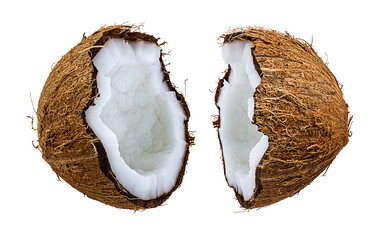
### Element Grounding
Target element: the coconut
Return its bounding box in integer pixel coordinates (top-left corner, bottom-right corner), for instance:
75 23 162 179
214 27 351 209
37 25 191 209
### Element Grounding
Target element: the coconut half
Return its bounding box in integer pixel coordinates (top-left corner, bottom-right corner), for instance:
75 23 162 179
37 25 191 209
215 27 351 208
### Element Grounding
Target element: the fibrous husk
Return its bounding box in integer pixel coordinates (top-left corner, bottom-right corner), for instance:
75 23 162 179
215 27 351 208
37 25 191 209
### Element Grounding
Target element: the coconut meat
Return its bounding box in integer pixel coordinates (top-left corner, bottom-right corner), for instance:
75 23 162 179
85 39 187 200
218 41 269 201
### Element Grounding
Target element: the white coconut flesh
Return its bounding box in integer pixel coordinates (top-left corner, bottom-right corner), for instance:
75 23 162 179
218 41 269 201
85 39 187 200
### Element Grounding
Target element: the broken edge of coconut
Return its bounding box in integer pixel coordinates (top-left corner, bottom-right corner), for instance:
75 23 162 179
215 26 351 209
37 25 191 209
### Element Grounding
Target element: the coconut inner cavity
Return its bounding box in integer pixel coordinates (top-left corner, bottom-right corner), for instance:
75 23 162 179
218 41 269 201
85 39 186 200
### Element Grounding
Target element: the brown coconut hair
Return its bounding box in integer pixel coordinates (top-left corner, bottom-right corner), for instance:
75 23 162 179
215 27 351 208
37 25 191 209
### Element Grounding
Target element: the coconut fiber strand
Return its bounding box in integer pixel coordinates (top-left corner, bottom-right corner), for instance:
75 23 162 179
37 25 191 209
215 27 351 208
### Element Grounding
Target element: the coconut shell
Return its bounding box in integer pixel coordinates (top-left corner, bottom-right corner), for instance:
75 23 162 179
37 25 191 209
215 27 351 208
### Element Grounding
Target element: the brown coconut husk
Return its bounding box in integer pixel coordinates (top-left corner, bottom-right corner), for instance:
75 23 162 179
215 27 351 208
37 25 191 209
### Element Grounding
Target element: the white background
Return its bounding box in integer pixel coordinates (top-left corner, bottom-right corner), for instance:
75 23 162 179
1 0 382 239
